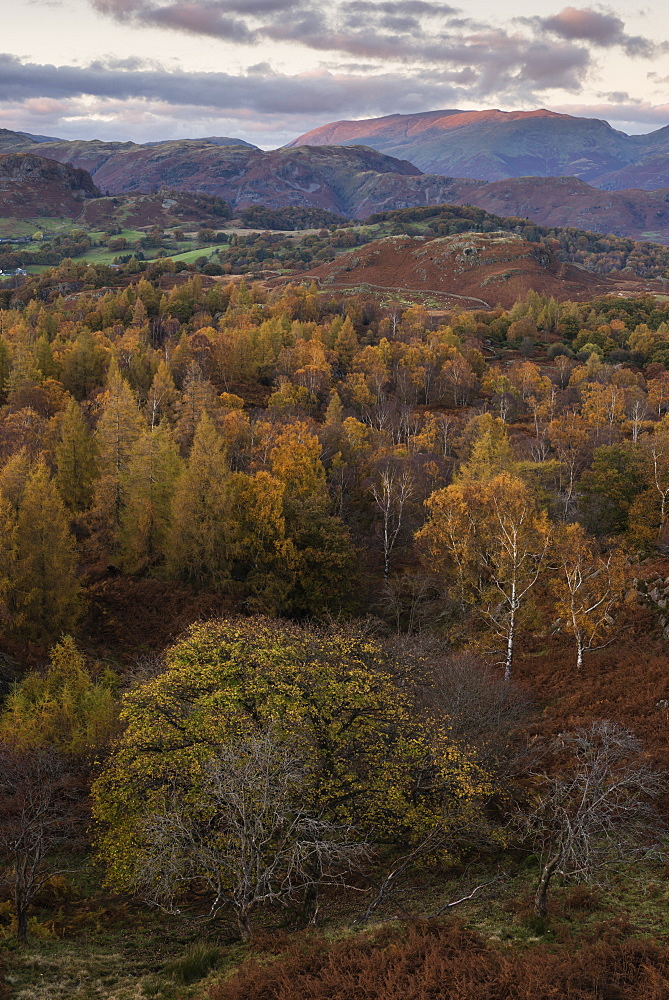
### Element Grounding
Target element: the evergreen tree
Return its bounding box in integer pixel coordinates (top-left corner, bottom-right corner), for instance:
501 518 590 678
13 459 81 641
56 399 98 511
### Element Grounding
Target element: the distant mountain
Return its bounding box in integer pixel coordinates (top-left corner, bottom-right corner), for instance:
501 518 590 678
144 136 259 149
0 153 99 219
3 127 669 243
0 135 431 215
442 176 669 242
287 109 669 190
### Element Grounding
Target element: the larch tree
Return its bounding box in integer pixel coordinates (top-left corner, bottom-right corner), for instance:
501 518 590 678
55 398 98 511
94 360 145 542
13 459 81 641
167 413 231 590
0 448 32 512
120 423 183 574
270 421 358 616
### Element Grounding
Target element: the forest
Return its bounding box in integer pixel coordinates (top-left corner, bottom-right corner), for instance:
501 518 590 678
3 258 669 998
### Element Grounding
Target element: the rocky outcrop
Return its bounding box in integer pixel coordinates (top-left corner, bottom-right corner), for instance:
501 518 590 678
0 153 99 218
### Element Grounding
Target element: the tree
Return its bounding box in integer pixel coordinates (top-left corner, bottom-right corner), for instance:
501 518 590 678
579 442 646 537
368 461 415 584
135 731 366 939
551 525 627 670
418 473 550 680
517 722 665 919
13 459 81 641
0 744 80 943
167 413 231 589
55 398 97 511
174 362 217 451
0 636 118 756
94 360 145 540
270 421 358 616
145 360 177 429
334 316 359 371
221 470 295 613
547 412 591 517
93 618 490 914
120 423 183 573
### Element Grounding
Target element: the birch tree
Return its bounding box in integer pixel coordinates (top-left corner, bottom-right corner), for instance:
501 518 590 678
551 525 627 670
368 461 415 584
418 473 550 680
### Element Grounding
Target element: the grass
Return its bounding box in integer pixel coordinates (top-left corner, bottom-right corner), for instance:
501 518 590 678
4 849 669 1000
163 944 222 985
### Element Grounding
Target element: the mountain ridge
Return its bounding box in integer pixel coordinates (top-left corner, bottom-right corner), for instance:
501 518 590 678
287 108 669 189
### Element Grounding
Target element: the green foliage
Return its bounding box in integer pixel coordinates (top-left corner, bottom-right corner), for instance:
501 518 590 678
0 636 118 754
579 443 647 536
12 458 82 640
92 617 490 890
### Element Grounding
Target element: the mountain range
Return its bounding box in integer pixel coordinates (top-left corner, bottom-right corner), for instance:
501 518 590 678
288 109 669 190
2 108 669 242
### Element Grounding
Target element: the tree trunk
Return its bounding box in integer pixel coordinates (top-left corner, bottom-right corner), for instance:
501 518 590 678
236 907 253 942
534 858 558 919
504 594 516 682
16 903 28 944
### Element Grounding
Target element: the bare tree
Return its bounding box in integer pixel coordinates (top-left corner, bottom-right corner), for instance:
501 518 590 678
0 744 80 943
136 731 367 940
516 721 665 919
422 652 531 777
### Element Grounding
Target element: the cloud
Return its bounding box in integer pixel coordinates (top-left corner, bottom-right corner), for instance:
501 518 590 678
537 6 661 58
554 99 669 128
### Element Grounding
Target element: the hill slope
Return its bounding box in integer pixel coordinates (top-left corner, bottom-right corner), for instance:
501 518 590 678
287 109 669 189
290 232 657 308
0 153 99 218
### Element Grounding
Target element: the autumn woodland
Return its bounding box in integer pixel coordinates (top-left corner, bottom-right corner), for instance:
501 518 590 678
3 255 669 997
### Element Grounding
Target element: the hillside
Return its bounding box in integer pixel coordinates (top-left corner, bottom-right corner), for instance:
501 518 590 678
446 176 669 242
289 231 657 307
4 128 669 242
287 109 669 189
0 136 439 214
0 153 99 219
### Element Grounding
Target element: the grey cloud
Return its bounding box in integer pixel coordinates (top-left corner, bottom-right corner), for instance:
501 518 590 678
0 53 464 113
538 6 660 58
144 2 256 40
0 42 590 122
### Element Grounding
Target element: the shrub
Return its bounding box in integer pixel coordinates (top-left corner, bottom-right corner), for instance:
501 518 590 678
208 922 669 1000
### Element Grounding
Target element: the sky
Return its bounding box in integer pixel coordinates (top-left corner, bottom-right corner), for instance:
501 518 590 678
1 0 668 147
